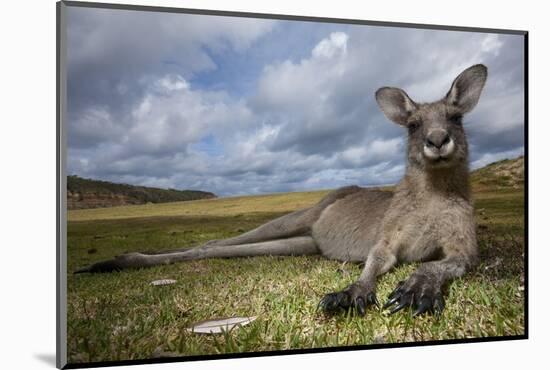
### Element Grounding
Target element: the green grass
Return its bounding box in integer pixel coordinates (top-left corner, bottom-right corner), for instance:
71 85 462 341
67 187 525 364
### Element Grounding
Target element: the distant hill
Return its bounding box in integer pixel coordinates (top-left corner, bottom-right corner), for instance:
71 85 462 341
67 175 216 210
471 156 524 191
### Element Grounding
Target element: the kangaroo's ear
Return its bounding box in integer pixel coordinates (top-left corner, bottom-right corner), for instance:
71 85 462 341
446 64 488 114
375 87 418 126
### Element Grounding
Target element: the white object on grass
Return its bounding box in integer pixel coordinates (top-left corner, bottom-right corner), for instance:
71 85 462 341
150 279 177 286
187 316 258 334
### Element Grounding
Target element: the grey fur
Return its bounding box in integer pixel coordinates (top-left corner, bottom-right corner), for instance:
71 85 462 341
77 64 488 317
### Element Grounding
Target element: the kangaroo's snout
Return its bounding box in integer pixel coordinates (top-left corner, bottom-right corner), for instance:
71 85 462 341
425 129 450 149
423 128 455 161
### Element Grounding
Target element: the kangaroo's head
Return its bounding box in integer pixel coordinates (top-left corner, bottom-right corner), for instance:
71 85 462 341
375 64 487 171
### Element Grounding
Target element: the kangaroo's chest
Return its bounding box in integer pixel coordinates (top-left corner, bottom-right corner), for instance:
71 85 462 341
384 196 457 263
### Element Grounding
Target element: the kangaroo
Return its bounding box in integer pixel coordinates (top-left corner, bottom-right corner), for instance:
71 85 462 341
76 64 488 317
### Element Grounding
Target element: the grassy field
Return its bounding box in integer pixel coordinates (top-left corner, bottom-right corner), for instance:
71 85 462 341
67 186 525 364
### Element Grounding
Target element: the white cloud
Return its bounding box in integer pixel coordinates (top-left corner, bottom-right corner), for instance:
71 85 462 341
68 8 275 77
70 74 255 178
481 34 504 56
69 107 124 148
404 34 507 102
468 88 524 132
155 75 189 92
339 138 403 167
255 31 350 111
312 32 348 58
124 75 254 157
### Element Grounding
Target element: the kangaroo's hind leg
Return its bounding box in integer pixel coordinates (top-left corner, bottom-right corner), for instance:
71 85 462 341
74 205 319 274
75 236 318 273
202 185 363 247
75 186 361 273
74 209 319 273
201 208 315 248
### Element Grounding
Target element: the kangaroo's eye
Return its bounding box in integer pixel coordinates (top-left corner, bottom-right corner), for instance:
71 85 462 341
448 114 463 124
408 120 421 131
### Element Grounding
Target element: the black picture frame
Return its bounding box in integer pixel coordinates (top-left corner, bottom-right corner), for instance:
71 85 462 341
57 1 528 368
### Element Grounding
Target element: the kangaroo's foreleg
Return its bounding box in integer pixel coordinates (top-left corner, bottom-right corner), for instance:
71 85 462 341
382 254 477 316
75 236 318 273
383 218 478 316
318 244 397 316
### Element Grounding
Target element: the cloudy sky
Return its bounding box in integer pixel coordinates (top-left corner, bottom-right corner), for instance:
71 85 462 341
66 7 525 196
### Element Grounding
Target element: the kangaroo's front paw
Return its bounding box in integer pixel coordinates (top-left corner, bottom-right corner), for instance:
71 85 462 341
383 275 445 316
318 283 379 316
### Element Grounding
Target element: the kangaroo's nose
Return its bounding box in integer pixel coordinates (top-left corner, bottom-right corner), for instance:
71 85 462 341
425 130 450 149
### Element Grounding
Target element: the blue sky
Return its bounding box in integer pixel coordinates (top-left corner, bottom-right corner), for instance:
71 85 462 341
66 7 525 196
